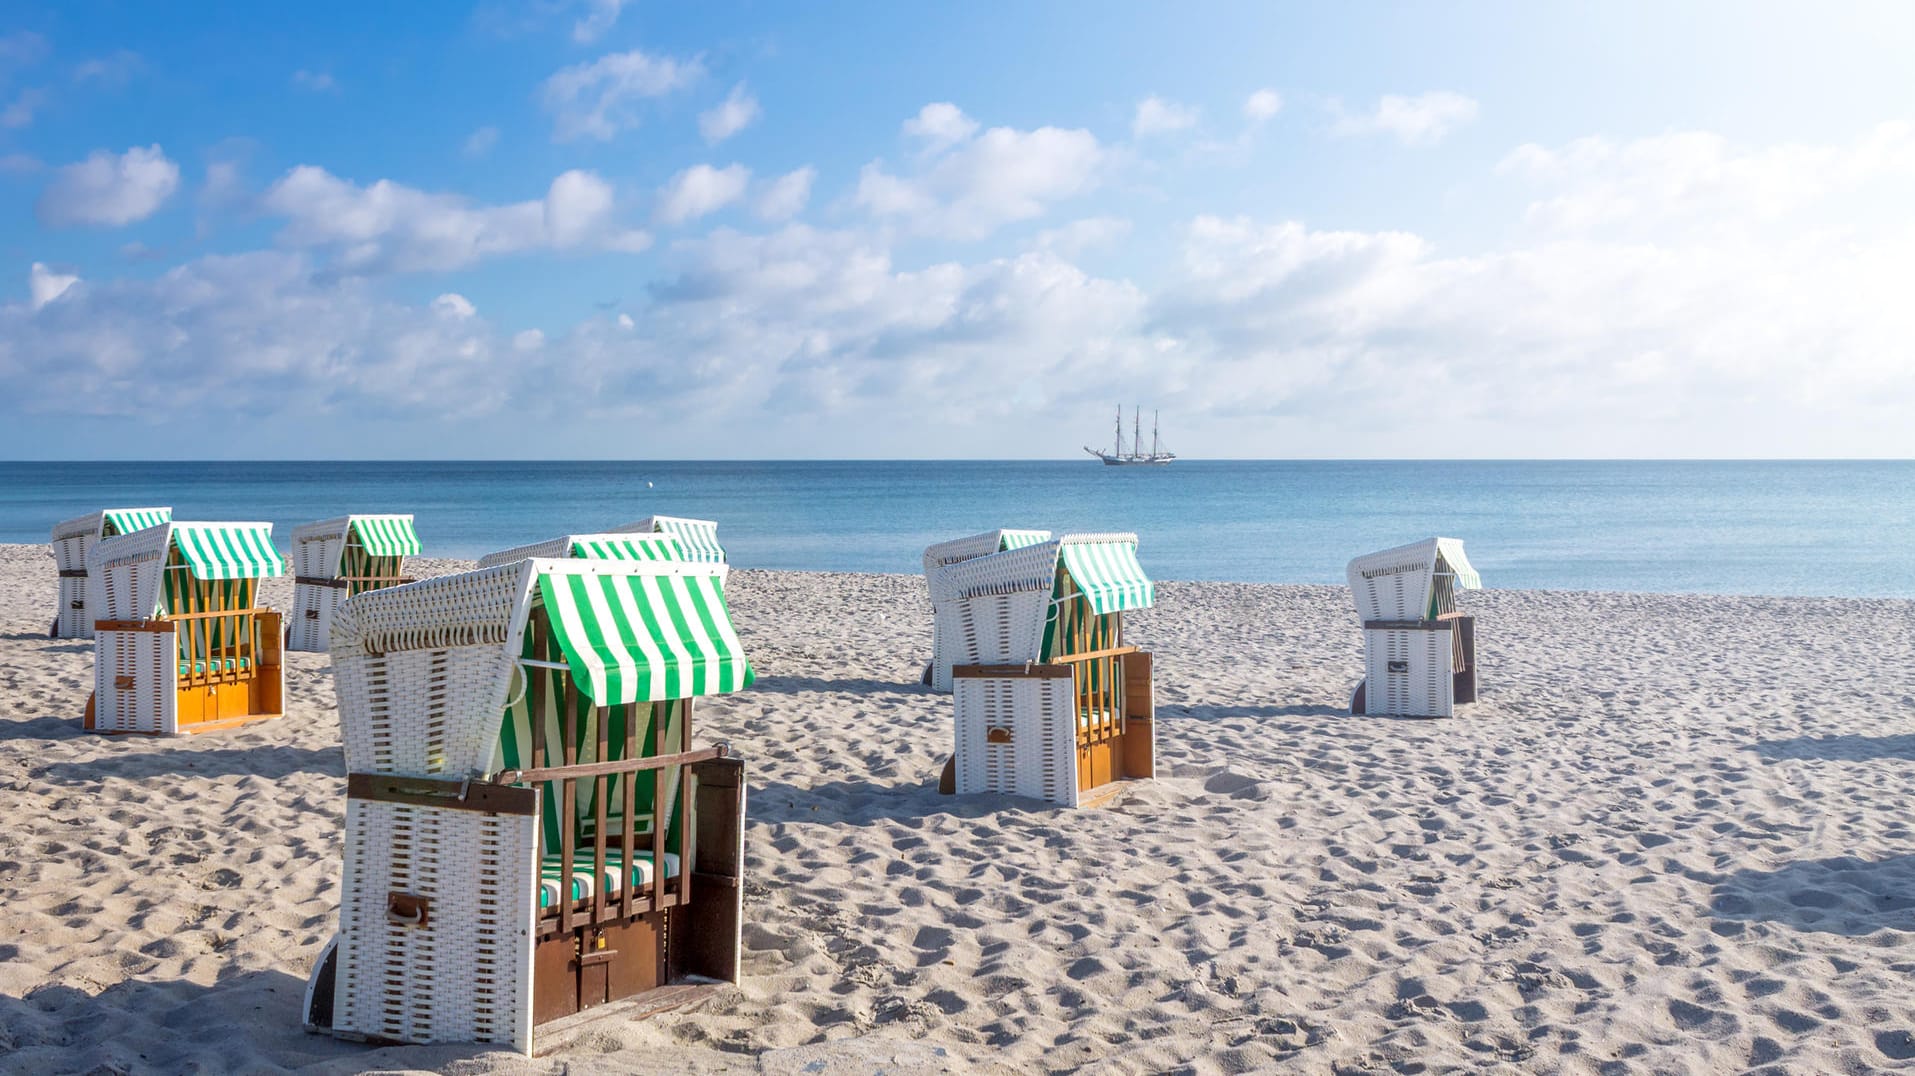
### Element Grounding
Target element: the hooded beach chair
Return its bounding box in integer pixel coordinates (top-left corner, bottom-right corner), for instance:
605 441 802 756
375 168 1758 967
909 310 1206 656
942 533 1157 807
47 507 172 639
288 515 422 652
1347 537 1482 718
921 529 1052 692
620 515 726 565
477 530 686 570
302 556 753 1055
83 521 286 735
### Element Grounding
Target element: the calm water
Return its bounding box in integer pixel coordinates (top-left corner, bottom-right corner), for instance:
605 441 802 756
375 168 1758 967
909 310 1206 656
1 461 1909 597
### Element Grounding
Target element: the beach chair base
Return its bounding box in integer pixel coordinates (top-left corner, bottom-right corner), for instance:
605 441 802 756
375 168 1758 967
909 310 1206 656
86 612 285 736
952 654 1155 808
1353 615 1477 718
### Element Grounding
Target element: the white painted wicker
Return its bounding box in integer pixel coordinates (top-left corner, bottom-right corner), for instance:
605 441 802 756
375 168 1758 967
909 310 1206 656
49 509 170 639
1361 627 1457 718
317 556 741 1055
93 625 177 734
921 529 1054 693
1347 538 1480 719
289 515 419 653
954 673 1079 807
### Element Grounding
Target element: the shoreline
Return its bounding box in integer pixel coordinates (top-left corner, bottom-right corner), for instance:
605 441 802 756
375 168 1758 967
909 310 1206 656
2 544 1912 1072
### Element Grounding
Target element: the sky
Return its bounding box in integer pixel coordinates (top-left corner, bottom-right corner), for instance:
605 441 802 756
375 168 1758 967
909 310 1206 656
2 1 1914 460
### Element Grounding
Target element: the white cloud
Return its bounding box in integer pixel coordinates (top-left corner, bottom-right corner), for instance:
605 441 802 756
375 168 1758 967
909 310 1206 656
292 69 337 93
0 152 40 174
754 166 814 221
260 165 647 271
857 105 1106 239
1243 89 1282 123
1035 216 1131 256
902 102 977 154
699 83 760 144
1332 91 1478 146
431 292 477 319
74 50 143 87
1132 95 1198 138
0 30 48 71
656 163 749 225
463 125 500 158
3 88 45 129
571 0 627 43
38 145 181 227
10 123 1915 457
541 48 702 142
29 263 78 309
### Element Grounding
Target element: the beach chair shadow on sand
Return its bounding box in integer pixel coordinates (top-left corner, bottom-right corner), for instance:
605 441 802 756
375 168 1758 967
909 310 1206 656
1750 733 1915 761
1710 854 1915 936
303 555 754 1056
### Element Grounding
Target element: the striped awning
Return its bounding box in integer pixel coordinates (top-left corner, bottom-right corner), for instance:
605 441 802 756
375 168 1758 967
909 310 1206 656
536 569 753 704
349 516 421 557
104 508 171 536
999 529 1051 551
1058 540 1154 614
172 523 286 581
572 535 685 561
649 518 725 564
1435 538 1482 590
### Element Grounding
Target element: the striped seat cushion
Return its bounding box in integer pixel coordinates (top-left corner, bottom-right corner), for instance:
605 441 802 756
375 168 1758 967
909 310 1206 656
177 657 252 676
537 849 680 910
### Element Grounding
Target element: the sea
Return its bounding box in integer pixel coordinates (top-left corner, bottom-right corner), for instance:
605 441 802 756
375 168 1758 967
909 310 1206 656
2 460 1910 598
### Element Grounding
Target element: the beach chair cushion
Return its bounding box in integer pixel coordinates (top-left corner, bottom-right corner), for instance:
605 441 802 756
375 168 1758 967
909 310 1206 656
537 849 680 909
177 657 252 676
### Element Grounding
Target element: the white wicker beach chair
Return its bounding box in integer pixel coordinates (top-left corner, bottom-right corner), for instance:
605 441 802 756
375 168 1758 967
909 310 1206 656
303 556 753 1055
47 508 171 639
921 529 1052 692
943 534 1156 808
288 515 422 652
83 521 286 736
618 515 726 565
476 530 686 570
1346 538 1482 719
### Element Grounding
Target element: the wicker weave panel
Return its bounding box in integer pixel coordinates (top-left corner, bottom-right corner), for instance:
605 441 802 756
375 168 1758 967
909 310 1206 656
332 799 537 1053
336 644 515 777
950 591 1050 667
954 674 1079 807
94 627 176 735
1362 627 1455 718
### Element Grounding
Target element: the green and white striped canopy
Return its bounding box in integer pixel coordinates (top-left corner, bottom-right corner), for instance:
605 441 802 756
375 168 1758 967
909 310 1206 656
999 529 1051 551
1059 539 1154 614
348 515 421 557
537 569 752 705
648 518 725 564
103 508 172 536
172 523 286 581
572 534 685 561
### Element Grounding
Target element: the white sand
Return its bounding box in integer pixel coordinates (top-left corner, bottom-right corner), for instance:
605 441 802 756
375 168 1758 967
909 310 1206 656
1 542 1912 1074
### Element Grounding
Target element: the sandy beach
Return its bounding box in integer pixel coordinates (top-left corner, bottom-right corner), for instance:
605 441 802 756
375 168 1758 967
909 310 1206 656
1 541 1912 1074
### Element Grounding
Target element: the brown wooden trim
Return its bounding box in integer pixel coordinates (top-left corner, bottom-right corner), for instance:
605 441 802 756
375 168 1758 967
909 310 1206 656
501 745 726 785
1362 619 1454 631
346 772 540 816
952 662 1074 679
296 576 349 589
96 619 175 633
57 569 88 578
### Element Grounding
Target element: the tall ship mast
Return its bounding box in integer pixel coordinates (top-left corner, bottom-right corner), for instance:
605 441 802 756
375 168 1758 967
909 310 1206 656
1084 405 1177 466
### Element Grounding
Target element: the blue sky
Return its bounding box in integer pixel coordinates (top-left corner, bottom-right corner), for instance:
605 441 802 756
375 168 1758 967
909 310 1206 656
3 2 1914 458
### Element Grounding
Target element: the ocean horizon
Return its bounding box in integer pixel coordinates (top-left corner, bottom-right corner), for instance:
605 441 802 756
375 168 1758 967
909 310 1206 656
3 458 1908 598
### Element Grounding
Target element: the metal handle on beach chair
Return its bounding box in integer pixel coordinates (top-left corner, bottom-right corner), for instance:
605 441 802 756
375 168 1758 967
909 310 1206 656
386 892 431 927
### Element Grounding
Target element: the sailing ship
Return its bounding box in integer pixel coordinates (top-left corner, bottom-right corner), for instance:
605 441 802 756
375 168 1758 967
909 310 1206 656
1085 405 1176 466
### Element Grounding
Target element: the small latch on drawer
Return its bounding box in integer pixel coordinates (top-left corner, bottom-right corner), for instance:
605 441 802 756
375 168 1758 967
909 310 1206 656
1387 660 1408 674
